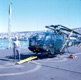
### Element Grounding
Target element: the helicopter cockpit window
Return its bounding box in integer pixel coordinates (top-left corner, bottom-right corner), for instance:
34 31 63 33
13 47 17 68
46 35 51 40
30 33 37 38
55 35 63 40
36 33 45 40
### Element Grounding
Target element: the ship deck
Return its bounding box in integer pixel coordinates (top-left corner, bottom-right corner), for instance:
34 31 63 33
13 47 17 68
0 46 81 80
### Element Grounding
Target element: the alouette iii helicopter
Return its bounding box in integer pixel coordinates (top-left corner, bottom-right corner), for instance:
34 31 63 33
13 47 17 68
28 25 81 55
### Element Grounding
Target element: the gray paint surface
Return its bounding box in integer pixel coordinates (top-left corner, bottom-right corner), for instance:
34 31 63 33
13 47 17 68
0 46 81 80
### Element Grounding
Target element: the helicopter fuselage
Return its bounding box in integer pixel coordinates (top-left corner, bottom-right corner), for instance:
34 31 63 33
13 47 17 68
28 32 65 54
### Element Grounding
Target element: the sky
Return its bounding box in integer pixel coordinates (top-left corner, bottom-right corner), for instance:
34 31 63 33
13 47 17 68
0 0 81 32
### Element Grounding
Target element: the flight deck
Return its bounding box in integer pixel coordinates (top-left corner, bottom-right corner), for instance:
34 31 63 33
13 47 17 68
0 46 81 80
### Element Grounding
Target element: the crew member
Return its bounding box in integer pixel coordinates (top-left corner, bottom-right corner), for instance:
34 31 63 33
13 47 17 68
13 36 20 61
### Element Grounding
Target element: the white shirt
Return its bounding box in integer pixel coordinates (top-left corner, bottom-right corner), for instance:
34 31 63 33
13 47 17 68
13 40 20 49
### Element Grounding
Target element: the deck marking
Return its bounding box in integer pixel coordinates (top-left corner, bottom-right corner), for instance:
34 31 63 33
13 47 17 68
37 52 81 63
0 62 24 69
37 57 67 62
0 61 41 76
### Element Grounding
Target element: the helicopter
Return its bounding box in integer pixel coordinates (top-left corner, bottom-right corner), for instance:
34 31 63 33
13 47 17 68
28 25 81 55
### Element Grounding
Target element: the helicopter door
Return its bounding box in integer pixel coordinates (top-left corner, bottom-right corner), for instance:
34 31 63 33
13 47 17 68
54 35 64 53
45 35 54 54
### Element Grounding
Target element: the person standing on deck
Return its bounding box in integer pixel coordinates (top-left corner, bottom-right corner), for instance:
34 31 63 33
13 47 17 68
13 36 20 61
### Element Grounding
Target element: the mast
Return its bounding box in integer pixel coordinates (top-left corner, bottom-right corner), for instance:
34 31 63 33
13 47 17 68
8 2 12 49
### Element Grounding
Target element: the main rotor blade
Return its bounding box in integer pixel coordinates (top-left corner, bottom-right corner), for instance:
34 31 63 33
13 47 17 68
45 26 55 30
60 25 81 35
46 25 81 35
